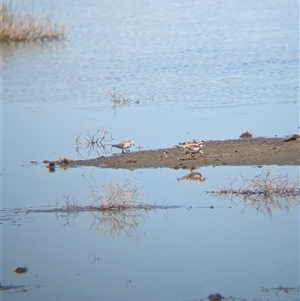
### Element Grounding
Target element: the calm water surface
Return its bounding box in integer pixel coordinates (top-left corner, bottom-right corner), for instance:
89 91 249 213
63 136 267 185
1 0 299 300
2 166 300 301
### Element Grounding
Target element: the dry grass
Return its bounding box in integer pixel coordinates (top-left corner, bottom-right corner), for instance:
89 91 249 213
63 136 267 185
1 2 65 42
23 180 181 238
43 180 147 238
241 170 299 196
207 170 299 217
90 180 145 211
106 89 154 115
108 89 131 105
108 89 154 105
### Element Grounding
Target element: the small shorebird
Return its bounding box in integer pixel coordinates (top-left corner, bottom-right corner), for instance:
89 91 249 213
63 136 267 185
176 141 206 154
112 140 135 153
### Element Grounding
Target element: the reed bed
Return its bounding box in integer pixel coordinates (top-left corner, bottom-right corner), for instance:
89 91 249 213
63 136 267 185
1 2 65 42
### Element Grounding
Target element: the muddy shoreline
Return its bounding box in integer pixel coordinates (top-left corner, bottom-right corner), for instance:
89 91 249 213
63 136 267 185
60 137 299 170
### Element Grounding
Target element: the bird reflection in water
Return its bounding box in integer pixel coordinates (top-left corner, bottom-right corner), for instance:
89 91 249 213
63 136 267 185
177 171 206 182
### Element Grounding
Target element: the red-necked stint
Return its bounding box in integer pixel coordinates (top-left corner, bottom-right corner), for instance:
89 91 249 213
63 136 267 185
112 140 135 153
176 141 206 154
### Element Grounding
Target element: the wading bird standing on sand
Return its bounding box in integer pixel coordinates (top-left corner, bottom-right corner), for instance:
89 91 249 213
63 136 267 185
176 141 206 154
112 140 135 153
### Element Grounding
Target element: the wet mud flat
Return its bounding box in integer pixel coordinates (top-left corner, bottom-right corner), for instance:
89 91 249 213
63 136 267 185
66 137 299 170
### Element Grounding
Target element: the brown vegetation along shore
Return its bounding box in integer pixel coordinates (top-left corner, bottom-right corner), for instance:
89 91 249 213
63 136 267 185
1 3 65 42
58 137 300 170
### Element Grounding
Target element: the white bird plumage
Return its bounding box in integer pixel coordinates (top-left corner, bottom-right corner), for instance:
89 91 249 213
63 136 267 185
176 141 206 154
112 140 135 153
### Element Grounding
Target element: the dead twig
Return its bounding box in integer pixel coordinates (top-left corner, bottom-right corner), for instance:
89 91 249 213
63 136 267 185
75 127 114 157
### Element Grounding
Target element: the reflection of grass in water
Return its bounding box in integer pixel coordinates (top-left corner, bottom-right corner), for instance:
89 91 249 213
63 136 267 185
261 285 300 298
0 283 26 292
19 180 181 238
87 180 146 238
0 283 41 293
106 88 154 114
90 180 145 210
207 170 299 217
61 180 181 238
88 208 145 238
108 89 131 105
1 2 65 42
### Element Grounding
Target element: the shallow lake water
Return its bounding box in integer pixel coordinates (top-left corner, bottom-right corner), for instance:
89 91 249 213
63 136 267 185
1 0 299 300
2 165 300 301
